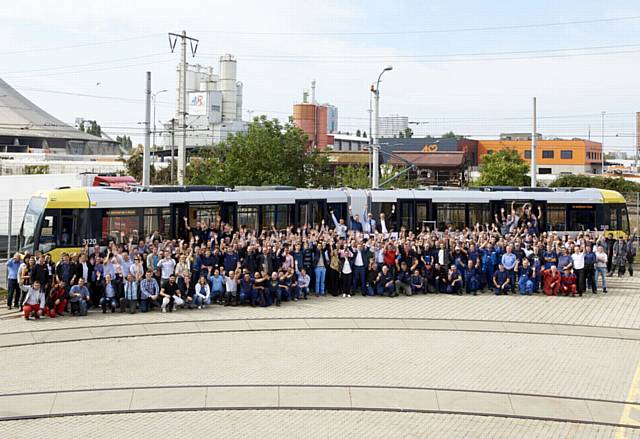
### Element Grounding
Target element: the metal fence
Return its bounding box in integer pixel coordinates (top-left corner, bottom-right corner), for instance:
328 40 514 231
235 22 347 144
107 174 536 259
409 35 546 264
0 198 29 260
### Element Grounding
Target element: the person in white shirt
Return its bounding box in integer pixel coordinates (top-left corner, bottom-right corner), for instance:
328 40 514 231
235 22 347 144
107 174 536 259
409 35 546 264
22 280 45 320
571 246 586 296
594 245 608 293
340 248 353 297
158 252 176 284
224 272 238 306
194 276 211 309
331 210 347 239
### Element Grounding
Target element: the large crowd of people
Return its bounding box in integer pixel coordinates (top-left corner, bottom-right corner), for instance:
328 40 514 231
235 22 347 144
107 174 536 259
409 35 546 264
5 203 637 321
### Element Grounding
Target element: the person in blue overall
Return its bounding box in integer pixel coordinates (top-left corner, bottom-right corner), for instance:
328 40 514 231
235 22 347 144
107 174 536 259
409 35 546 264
464 260 480 295
517 259 535 295
493 263 511 295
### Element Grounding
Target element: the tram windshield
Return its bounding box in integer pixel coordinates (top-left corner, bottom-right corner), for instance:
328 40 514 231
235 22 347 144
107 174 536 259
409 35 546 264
18 197 46 254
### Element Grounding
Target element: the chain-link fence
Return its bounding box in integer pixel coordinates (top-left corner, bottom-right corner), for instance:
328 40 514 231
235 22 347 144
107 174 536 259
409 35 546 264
0 198 29 260
623 192 640 232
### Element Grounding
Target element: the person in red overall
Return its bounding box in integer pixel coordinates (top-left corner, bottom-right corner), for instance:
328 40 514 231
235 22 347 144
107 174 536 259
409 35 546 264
560 268 577 297
542 265 561 296
45 281 68 318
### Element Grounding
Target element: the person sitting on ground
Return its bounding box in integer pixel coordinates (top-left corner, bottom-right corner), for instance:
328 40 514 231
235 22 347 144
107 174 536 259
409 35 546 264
22 280 45 320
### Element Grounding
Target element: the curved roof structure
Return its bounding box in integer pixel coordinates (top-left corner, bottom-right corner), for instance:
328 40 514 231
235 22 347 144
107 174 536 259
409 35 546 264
0 78 104 142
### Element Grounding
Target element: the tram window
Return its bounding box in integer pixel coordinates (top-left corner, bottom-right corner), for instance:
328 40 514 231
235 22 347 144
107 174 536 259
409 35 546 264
568 208 595 231
416 203 429 225
144 208 171 239
189 205 220 226
400 203 412 230
38 212 58 252
610 208 619 231
621 207 630 234
238 206 259 232
261 205 289 230
60 210 77 246
547 205 566 231
102 209 140 244
468 204 491 227
436 203 465 231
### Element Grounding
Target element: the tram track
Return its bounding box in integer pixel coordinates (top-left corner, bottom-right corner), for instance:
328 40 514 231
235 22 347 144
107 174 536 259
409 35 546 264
1 383 638 429
0 316 639 349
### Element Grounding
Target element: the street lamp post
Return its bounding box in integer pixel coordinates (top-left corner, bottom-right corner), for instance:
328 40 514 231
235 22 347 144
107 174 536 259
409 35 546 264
601 111 606 174
152 89 168 149
371 65 393 189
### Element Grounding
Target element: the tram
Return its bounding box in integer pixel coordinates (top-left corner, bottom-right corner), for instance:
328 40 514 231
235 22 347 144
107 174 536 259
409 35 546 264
18 185 630 261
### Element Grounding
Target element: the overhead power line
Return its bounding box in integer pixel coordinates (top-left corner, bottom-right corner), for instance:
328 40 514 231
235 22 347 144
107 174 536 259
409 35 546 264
194 15 640 36
0 33 162 55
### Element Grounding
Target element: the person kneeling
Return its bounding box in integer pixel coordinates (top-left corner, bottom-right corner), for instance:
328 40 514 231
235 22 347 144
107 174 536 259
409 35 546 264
70 278 91 316
194 276 211 309
493 264 511 295
560 268 577 297
119 274 138 314
447 265 463 295
45 281 68 318
23 280 45 320
161 275 184 312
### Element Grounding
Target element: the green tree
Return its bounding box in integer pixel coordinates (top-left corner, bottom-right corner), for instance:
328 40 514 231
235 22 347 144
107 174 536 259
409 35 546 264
442 131 458 139
404 127 413 138
86 120 102 137
398 130 404 138
78 121 85 132
337 165 369 188
550 175 640 192
355 129 361 137
475 149 530 186
362 131 367 138
185 116 331 188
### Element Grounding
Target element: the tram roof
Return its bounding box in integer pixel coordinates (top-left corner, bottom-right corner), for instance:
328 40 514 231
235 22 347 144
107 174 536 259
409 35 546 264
33 186 624 209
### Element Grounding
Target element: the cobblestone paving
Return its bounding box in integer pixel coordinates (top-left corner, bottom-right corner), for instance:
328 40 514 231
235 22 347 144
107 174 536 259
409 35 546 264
2 277 639 333
1 410 638 439
2 330 638 402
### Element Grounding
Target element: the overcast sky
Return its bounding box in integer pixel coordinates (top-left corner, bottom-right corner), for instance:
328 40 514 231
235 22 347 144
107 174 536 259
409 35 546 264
1 0 639 153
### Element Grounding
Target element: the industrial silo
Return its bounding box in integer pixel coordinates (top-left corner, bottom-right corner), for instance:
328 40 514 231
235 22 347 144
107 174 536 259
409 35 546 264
219 54 238 122
236 81 243 121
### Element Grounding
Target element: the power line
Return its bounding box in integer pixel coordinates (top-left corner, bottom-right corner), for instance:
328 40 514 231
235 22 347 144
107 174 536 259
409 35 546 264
0 33 162 55
0 53 167 76
193 15 640 36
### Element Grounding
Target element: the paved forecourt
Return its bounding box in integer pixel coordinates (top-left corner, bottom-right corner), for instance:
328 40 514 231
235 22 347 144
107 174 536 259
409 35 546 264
1 276 640 438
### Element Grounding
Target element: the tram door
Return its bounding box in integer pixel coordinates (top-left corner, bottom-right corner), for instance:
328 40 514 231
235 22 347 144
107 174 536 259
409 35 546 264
396 199 432 232
295 200 325 229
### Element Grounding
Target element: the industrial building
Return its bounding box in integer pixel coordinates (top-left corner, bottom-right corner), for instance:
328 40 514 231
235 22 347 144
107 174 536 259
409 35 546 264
161 54 247 149
0 78 118 155
292 82 338 150
477 136 603 175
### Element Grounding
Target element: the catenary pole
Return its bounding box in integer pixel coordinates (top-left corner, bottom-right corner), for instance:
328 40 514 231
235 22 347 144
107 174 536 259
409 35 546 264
143 72 151 186
531 97 537 188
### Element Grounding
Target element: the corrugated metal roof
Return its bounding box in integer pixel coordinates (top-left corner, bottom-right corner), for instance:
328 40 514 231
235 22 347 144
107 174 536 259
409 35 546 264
388 151 466 168
0 78 104 141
